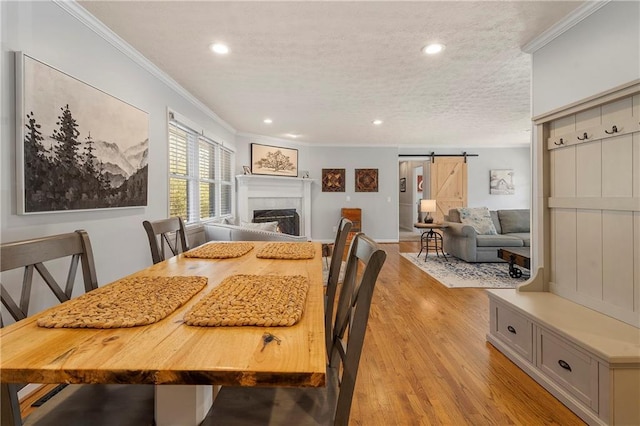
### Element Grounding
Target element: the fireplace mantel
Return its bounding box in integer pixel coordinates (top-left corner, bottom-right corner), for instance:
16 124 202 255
236 175 316 238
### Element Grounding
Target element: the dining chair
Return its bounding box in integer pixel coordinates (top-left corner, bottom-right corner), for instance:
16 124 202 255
142 216 189 264
0 230 154 426
202 233 387 426
325 217 352 358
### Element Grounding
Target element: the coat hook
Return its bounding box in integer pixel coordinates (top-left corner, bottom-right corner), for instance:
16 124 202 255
577 132 589 141
554 138 564 146
604 125 618 135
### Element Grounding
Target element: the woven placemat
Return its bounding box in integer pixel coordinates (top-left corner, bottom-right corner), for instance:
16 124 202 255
184 242 254 259
184 274 309 327
37 276 207 329
255 242 315 260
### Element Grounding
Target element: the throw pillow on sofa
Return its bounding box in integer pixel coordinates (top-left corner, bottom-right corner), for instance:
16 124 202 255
457 207 498 235
240 221 279 232
498 210 530 234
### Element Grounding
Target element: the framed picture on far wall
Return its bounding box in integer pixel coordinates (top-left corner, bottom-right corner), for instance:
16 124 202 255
251 143 298 177
16 52 149 214
355 168 378 192
490 169 515 195
400 177 406 192
322 168 345 192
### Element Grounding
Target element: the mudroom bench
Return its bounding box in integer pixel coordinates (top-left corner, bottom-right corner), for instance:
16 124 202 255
487 289 640 425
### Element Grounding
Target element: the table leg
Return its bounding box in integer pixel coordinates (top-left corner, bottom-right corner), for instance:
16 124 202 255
417 232 425 259
436 232 448 261
508 254 523 278
421 230 448 262
155 385 213 426
424 231 431 259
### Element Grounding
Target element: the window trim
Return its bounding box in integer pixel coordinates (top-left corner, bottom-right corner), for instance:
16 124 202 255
168 115 234 224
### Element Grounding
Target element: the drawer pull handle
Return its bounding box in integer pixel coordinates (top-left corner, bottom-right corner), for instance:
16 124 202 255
507 325 516 334
558 359 572 372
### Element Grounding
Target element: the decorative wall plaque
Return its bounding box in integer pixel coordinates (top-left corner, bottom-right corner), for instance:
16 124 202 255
321 168 345 192
355 169 378 192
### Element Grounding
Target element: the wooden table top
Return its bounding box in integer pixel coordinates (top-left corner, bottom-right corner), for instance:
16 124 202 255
413 222 449 229
0 242 326 388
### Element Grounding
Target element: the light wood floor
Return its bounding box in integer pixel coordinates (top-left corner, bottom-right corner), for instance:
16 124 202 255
348 242 584 425
21 242 585 425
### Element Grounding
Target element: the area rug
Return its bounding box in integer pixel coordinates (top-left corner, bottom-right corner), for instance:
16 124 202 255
400 253 527 289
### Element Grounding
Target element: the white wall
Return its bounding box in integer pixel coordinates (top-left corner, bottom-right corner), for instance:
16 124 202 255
466 147 531 209
0 1 235 319
532 1 640 116
236 135 399 241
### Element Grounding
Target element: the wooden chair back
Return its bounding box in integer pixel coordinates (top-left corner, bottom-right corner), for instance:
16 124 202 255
329 233 386 426
0 229 98 426
143 217 189 264
0 230 98 322
325 217 352 357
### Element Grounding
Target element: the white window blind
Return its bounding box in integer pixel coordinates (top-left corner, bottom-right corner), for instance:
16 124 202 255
168 118 234 223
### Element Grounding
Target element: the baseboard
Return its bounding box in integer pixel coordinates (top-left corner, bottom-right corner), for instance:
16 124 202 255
486 335 605 426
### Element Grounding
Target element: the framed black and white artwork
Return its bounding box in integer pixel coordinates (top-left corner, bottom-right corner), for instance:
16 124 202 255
16 52 149 214
490 169 515 195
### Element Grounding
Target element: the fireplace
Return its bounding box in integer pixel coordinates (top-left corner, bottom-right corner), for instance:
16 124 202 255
236 175 314 238
253 209 300 236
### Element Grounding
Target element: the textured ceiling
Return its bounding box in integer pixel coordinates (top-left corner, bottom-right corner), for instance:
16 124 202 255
78 1 583 148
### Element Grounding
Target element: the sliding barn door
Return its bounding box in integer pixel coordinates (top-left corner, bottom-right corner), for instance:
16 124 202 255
429 157 467 222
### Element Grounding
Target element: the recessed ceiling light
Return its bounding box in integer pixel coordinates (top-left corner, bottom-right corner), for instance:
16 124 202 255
209 43 229 55
372 119 383 125
263 118 273 124
287 134 300 138
422 43 445 55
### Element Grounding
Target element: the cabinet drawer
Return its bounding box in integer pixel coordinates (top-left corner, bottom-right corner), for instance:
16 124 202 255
537 327 599 411
493 302 533 363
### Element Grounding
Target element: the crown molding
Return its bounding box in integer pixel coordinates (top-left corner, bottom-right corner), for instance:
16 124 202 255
522 0 611 53
53 0 236 135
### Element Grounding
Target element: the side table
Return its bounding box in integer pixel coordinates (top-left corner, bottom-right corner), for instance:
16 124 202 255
414 223 449 261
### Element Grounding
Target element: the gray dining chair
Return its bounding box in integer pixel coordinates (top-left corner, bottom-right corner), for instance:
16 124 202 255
0 230 154 426
325 217 352 358
143 216 189 264
202 233 386 426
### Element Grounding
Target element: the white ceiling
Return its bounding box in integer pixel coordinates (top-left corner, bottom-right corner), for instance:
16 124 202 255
78 1 584 148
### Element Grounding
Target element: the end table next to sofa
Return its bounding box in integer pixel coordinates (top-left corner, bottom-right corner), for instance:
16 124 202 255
414 223 448 261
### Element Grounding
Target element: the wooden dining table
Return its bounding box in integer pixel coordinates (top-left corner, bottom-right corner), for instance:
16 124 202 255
0 241 326 425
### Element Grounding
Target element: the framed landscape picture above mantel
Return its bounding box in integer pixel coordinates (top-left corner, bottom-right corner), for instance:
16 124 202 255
251 143 298 177
15 52 149 214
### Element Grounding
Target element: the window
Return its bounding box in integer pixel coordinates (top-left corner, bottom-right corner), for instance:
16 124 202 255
169 117 233 223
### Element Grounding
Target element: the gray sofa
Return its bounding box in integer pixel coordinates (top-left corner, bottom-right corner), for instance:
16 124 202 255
204 222 308 242
443 208 530 262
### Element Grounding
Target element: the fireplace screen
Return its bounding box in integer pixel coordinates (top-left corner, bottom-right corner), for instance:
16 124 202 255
253 209 300 236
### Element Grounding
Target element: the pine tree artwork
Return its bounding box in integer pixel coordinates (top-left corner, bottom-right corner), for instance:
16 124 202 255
18 53 149 213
